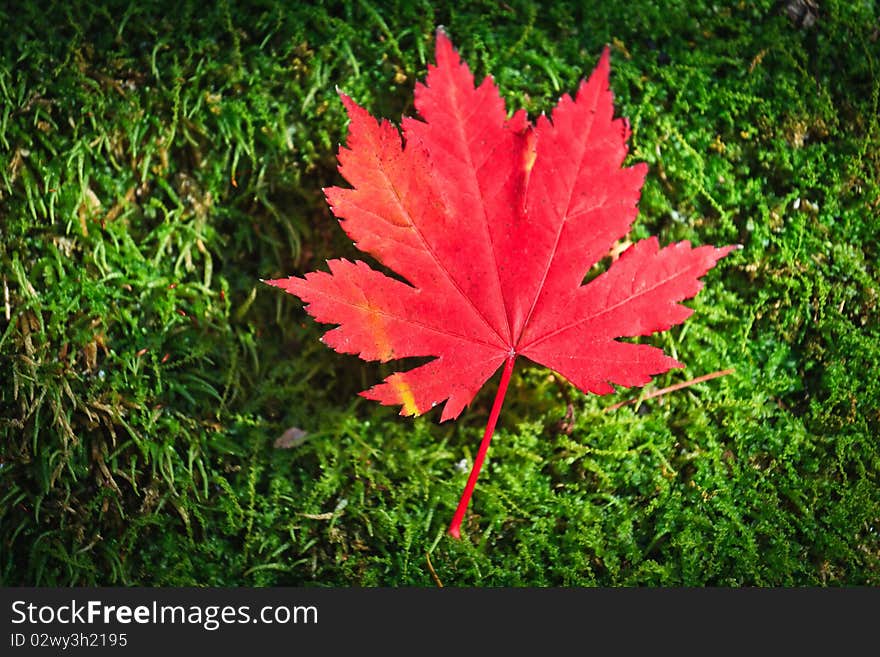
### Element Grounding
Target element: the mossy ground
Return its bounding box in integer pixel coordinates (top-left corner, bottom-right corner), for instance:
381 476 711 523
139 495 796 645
1 0 878 586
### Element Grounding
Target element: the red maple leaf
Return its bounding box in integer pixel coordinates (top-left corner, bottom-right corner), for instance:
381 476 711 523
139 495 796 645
265 31 734 538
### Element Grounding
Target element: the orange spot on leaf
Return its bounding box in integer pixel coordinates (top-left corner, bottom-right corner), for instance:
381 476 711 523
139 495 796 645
390 374 419 416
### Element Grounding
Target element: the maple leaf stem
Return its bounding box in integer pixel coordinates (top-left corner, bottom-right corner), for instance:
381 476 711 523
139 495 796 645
448 354 516 539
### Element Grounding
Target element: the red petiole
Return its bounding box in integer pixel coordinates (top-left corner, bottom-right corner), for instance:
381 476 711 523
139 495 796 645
448 354 516 539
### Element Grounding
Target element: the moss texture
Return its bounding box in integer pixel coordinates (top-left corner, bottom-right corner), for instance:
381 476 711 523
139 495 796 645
1 0 878 585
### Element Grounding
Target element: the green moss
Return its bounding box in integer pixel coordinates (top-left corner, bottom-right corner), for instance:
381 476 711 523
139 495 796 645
1 0 878 586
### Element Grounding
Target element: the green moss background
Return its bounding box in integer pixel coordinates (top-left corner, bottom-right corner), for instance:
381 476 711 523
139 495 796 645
1 0 878 585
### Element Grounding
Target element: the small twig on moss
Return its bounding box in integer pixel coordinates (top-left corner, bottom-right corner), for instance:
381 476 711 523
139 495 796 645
605 368 735 413
425 552 443 588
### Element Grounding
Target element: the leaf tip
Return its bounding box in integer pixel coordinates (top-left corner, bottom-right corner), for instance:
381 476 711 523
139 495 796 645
337 90 354 106
668 357 686 370
432 24 461 70
434 26 452 47
596 45 612 75
577 45 613 101
716 244 741 260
